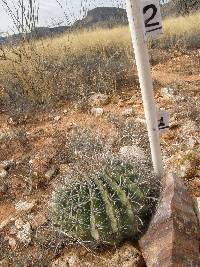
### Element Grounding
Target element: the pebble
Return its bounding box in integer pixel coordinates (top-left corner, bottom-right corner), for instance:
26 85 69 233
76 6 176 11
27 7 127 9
45 166 58 181
88 93 110 107
161 87 175 99
0 169 8 179
52 254 80 267
15 200 36 213
193 178 200 188
188 137 198 148
63 109 68 114
0 258 10 267
91 107 104 117
54 116 61 122
0 160 15 170
30 212 47 230
15 219 32 245
121 108 134 117
109 243 142 267
6 236 17 251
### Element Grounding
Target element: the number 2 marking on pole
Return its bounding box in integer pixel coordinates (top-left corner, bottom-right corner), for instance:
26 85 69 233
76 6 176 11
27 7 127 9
143 4 159 28
142 0 162 38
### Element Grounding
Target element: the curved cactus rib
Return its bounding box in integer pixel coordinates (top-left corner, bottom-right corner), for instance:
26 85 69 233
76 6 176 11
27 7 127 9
88 180 114 242
75 183 92 240
50 160 158 246
109 172 144 204
88 183 100 241
51 188 72 227
107 168 147 227
93 177 118 236
100 172 137 237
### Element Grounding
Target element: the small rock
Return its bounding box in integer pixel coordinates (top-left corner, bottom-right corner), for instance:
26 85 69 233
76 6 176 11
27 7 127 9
66 122 78 132
15 219 32 245
0 169 8 179
0 160 15 170
68 255 80 267
119 146 146 161
188 137 198 148
52 254 79 267
161 87 175 99
121 108 134 117
109 242 143 267
15 200 36 213
0 132 6 142
193 178 200 188
31 212 47 230
0 258 10 267
54 116 61 122
5 236 17 251
8 117 16 125
45 166 58 181
89 93 110 107
63 109 68 114
91 108 104 117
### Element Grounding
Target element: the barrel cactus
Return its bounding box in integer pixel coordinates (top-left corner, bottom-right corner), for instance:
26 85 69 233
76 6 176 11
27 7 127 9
50 159 159 246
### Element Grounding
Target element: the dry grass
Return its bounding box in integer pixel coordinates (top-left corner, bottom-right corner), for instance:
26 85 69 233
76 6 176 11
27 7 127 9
0 11 199 111
152 11 200 49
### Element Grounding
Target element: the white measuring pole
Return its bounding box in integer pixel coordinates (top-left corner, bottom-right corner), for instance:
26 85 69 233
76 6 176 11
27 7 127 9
126 0 164 177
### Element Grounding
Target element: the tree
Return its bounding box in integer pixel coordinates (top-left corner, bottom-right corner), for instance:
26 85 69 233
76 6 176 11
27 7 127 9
171 0 200 15
1 0 39 34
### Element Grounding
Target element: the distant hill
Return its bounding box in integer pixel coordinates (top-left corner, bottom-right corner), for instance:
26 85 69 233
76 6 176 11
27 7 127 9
74 7 128 29
0 4 185 44
0 7 128 44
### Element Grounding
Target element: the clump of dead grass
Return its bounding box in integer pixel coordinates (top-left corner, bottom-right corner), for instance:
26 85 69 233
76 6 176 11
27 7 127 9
150 11 200 49
0 11 199 111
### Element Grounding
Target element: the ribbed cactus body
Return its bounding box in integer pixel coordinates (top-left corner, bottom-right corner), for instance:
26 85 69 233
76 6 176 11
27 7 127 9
50 160 158 246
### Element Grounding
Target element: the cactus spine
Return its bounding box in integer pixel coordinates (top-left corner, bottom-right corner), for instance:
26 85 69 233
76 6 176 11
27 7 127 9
50 160 158 246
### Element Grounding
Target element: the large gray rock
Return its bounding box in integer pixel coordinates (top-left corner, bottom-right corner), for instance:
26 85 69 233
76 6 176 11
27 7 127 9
139 173 199 267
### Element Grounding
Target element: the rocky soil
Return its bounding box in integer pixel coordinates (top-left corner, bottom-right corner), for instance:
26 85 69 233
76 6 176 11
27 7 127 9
0 50 199 266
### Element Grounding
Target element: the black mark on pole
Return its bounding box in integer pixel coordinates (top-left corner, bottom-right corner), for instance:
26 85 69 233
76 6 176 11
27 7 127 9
146 26 162 33
143 4 159 28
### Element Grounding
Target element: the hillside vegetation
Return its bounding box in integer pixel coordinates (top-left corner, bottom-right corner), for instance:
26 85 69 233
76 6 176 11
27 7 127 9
0 11 199 111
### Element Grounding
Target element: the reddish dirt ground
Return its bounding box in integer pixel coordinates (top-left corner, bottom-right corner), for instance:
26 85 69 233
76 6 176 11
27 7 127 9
0 50 199 266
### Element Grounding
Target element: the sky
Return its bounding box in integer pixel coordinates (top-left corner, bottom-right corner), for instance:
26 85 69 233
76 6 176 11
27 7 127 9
0 0 125 34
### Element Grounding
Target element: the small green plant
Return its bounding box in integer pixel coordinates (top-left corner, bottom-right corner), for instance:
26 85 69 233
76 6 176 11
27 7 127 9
50 160 159 246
